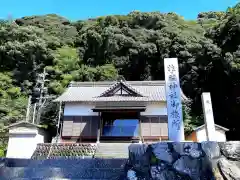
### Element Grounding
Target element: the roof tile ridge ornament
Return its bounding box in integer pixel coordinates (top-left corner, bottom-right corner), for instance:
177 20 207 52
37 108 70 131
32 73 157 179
97 79 146 98
68 81 117 87
69 80 166 87
97 81 121 97
120 80 146 97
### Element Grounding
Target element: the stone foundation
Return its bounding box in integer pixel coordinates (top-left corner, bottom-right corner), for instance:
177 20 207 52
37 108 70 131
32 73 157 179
1 141 240 179
127 141 240 180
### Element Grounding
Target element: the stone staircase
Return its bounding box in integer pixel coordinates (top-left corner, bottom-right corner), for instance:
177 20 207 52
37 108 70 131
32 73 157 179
95 143 130 158
0 158 127 179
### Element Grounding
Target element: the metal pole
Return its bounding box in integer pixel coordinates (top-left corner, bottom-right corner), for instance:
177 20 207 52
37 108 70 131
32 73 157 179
32 103 37 124
25 95 32 122
36 98 46 124
57 101 62 130
39 68 46 105
36 68 47 124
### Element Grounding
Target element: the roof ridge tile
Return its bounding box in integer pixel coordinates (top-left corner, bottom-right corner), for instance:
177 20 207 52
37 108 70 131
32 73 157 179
70 80 166 87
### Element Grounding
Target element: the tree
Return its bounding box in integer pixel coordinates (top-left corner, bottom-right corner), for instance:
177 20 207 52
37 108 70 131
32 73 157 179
1 3 240 140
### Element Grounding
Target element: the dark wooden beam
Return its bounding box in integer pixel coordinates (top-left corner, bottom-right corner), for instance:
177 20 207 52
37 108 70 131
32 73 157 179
92 107 146 112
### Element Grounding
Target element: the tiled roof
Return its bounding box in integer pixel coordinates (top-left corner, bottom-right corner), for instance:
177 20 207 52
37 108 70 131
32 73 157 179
4 121 39 130
55 80 187 102
194 124 229 132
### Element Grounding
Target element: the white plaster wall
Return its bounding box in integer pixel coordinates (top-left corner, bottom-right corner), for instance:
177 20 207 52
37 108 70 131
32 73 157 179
64 102 167 116
6 128 44 159
196 128 227 142
64 103 98 116
141 103 167 116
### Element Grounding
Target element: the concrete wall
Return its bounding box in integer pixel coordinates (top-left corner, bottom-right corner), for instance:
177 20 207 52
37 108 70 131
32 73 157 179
196 128 227 142
6 127 45 159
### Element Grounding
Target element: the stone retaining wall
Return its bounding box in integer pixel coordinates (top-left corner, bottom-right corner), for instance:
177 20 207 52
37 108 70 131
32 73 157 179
127 141 240 180
31 143 97 159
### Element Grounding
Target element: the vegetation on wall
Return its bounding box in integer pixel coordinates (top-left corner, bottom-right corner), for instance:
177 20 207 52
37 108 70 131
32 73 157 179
1 3 240 140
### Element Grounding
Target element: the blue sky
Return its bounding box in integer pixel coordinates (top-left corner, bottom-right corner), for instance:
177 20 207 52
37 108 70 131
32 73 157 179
0 0 239 21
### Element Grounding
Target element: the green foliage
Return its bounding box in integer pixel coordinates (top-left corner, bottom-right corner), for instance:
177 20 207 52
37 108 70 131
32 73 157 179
0 72 27 127
183 99 202 135
15 14 78 46
150 154 158 165
1 3 240 139
47 46 118 94
0 133 8 157
0 143 7 157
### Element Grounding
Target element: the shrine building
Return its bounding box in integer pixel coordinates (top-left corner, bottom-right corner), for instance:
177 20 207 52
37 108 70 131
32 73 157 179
55 80 187 143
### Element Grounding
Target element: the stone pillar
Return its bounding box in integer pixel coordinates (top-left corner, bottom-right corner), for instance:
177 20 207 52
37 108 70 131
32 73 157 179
164 58 185 142
201 92 216 141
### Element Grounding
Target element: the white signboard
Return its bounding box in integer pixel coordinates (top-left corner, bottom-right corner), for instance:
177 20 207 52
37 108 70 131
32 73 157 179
201 92 216 141
164 58 185 141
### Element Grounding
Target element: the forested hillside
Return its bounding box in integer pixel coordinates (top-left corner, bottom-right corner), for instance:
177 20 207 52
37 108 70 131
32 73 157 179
1 3 240 139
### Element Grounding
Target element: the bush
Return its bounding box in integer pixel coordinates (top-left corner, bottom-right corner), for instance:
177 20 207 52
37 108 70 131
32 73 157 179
0 144 7 157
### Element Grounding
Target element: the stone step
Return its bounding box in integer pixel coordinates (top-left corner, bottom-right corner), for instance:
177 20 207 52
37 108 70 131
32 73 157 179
95 148 128 152
3 158 127 169
95 151 128 153
6 178 113 180
95 143 130 158
94 154 128 158
97 147 129 149
0 167 124 179
94 153 128 158
98 150 128 151
97 143 130 147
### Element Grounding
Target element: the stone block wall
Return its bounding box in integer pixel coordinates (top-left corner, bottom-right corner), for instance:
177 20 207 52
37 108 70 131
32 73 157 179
31 143 97 160
127 141 240 180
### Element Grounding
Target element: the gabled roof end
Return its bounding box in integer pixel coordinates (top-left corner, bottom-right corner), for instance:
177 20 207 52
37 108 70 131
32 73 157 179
193 124 229 132
4 121 39 130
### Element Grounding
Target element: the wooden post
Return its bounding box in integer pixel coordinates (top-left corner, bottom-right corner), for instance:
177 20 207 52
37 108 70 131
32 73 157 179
159 116 162 141
97 112 101 143
138 112 143 143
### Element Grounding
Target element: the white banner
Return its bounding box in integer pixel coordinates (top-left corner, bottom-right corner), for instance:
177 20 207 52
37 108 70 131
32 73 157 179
201 92 216 141
164 58 185 141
